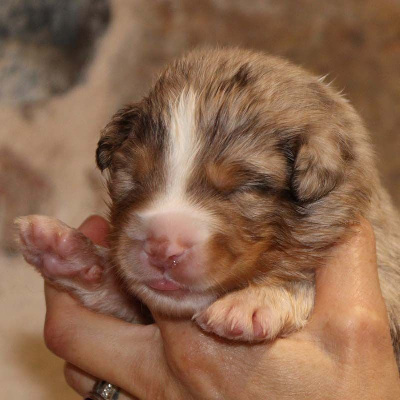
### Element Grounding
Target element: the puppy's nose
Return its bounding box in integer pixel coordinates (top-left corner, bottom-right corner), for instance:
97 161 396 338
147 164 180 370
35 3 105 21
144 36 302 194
141 211 209 270
144 238 189 270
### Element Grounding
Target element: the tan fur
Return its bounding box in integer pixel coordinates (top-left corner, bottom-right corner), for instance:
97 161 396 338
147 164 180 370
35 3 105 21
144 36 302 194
100 48 400 354
17 48 400 366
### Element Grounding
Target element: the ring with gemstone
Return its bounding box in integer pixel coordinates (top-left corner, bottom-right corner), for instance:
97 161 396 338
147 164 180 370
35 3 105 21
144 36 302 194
84 380 120 400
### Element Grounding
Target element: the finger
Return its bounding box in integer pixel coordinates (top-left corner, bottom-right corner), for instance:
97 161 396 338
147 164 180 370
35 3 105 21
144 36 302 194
307 218 398 373
64 363 135 400
64 363 96 396
78 215 110 247
154 312 278 400
44 284 170 399
312 217 387 319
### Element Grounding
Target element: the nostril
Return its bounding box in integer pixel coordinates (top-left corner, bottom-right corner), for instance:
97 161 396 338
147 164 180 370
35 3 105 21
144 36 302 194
143 238 167 259
147 253 182 271
165 245 187 259
144 238 189 258
143 238 190 270
147 249 185 264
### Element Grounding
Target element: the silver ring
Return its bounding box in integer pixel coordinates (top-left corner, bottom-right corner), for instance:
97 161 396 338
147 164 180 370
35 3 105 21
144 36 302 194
84 380 120 400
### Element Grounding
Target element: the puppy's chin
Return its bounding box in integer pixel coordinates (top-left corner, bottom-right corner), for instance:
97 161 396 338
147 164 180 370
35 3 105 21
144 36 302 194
131 282 218 317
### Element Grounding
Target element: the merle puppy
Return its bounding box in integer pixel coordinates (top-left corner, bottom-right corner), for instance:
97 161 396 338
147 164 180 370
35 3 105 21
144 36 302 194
17 48 400 363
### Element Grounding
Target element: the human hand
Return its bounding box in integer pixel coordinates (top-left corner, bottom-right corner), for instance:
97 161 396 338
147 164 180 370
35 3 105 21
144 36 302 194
44 216 400 399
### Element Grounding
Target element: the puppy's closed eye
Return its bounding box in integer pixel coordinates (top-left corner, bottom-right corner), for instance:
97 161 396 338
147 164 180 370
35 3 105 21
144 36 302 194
206 161 275 195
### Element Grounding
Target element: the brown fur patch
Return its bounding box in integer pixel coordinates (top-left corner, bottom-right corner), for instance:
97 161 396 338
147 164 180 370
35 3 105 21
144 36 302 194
96 48 400 361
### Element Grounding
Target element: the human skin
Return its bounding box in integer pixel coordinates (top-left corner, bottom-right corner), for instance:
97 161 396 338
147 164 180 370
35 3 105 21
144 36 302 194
42 216 400 400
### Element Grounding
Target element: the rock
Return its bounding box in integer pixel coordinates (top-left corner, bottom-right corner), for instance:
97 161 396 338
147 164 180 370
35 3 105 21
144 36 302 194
0 0 110 104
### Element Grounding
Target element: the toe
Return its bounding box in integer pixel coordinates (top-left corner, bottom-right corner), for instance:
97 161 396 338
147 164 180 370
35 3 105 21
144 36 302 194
56 231 81 259
30 218 54 251
15 217 33 247
228 321 244 337
80 265 103 284
252 308 270 339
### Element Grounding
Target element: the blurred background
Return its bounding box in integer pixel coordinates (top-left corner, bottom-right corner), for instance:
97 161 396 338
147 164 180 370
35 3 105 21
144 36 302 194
1 0 399 398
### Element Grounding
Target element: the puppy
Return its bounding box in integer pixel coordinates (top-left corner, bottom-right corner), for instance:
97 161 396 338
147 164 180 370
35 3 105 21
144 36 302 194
16 48 400 359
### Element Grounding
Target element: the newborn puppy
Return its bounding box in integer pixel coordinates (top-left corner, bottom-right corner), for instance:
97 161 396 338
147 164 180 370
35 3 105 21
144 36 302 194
17 48 400 354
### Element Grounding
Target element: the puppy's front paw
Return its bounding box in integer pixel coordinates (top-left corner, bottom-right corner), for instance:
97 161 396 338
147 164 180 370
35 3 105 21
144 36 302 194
194 291 275 341
194 284 312 342
16 215 104 285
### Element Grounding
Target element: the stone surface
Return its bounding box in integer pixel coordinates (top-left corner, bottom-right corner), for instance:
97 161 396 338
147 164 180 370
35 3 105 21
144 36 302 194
0 1 399 399
0 0 110 104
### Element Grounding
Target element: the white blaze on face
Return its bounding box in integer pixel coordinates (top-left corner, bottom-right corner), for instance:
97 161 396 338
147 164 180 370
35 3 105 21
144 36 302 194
166 90 200 203
138 90 204 219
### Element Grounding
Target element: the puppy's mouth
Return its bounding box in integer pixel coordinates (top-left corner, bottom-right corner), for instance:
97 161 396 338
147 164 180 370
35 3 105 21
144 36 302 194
144 277 197 299
146 278 185 292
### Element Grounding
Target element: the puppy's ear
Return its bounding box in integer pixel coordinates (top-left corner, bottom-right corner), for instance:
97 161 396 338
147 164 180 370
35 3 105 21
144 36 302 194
96 105 142 171
290 133 344 202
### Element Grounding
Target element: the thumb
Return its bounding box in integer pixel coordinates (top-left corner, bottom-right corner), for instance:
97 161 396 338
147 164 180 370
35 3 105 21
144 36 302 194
311 217 388 323
78 215 110 247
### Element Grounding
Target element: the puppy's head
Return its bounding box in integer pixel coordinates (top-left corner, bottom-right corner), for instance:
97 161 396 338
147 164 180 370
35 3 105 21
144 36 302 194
97 48 373 316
